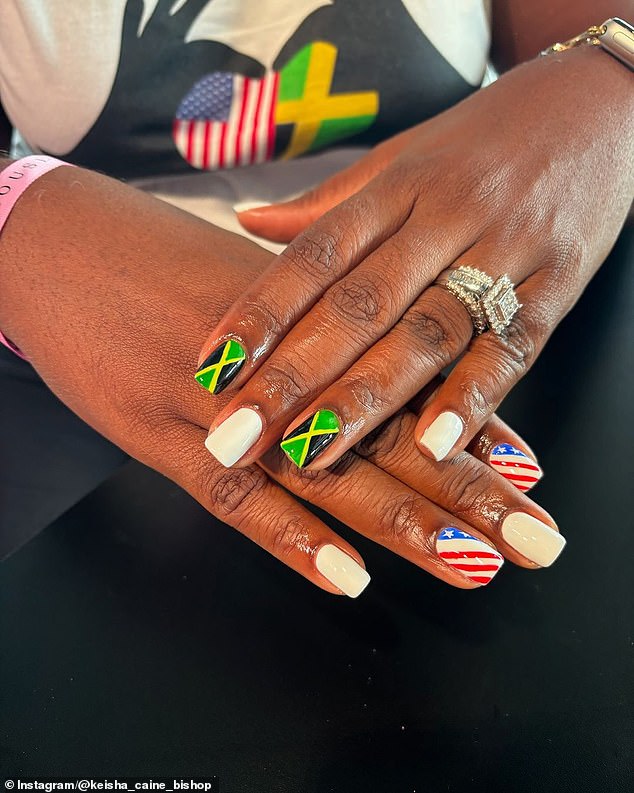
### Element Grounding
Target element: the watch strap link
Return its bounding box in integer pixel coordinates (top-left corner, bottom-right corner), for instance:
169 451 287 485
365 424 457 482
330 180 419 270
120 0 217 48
541 17 634 72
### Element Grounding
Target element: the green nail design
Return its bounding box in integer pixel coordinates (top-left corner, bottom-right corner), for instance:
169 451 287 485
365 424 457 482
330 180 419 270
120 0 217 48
195 339 246 394
280 409 340 467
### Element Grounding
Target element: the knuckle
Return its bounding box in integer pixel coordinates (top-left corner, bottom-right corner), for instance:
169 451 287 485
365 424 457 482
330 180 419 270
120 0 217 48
468 161 508 208
548 235 586 276
355 411 409 458
259 355 313 404
238 297 286 341
400 294 464 366
421 155 481 208
401 305 449 347
325 272 388 326
282 227 345 279
457 375 489 423
207 466 268 519
442 462 489 519
380 494 423 543
478 312 537 377
502 318 537 371
346 371 388 414
473 310 541 385
268 514 312 560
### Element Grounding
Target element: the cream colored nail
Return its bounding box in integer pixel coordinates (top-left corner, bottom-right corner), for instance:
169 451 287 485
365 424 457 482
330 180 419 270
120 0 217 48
501 512 566 567
233 201 270 213
205 408 263 467
315 544 370 598
420 412 464 461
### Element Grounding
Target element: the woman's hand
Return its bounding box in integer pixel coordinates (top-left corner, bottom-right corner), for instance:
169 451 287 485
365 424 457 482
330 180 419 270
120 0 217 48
0 165 564 600
198 45 634 470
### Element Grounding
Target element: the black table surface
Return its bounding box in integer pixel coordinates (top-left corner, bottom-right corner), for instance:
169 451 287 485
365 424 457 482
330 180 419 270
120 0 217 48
1 231 633 793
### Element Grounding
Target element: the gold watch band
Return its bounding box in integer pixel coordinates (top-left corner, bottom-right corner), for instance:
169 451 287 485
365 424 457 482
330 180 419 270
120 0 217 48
541 17 634 72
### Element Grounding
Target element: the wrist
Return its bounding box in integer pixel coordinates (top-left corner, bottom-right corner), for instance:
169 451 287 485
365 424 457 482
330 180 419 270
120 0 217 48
502 42 634 155
542 27 634 87
0 162 269 360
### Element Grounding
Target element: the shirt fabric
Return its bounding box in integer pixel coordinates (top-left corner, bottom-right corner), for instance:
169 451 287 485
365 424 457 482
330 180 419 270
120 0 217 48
0 0 491 251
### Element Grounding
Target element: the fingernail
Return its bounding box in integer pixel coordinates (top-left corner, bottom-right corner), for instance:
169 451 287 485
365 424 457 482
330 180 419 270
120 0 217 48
501 512 566 567
420 412 463 461
280 409 340 468
315 544 370 598
195 339 246 394
489 443 543 492
233 201 270 213
205 408 262 467
436 527 504 586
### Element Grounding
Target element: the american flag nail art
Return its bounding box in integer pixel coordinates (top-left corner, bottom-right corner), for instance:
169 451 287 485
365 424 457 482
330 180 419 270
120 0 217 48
489 444 543 492
436 528 504 586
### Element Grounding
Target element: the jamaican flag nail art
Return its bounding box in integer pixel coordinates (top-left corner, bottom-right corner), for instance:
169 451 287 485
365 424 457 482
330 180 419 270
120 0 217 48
195 339 246 394
280 409 340 468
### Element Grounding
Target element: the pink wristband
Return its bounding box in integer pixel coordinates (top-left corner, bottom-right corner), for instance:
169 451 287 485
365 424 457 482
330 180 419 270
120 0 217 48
0 155 72 360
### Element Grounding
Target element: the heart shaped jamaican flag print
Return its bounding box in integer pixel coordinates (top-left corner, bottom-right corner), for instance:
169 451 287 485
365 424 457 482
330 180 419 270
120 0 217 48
173 42 379 170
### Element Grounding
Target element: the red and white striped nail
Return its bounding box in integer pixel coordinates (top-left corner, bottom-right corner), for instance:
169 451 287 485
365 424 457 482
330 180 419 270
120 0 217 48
436 528 504 586
489 444 543 492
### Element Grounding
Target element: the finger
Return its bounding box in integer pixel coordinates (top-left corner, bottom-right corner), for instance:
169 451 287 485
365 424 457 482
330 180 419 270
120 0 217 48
354 411 565 569
204 209 476 468
265 226 546 471
194 172 414 393
261 446 505 588
467 414 543 493
164 420 371 598
175 368 506 588
410 378 544 492
274 284 473 470
235 134 413 243
415 265 571 461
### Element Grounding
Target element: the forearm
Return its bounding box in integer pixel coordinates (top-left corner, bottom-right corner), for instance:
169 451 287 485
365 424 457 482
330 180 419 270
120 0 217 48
492 0 634 70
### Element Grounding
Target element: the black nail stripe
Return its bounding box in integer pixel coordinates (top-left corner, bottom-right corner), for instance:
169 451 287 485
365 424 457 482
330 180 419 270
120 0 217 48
198 346 225 370
282 415 314 441
302 432 338 466
212 358 245 394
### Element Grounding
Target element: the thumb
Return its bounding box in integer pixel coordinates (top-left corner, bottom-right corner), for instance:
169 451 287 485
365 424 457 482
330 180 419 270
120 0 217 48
234 146 394 244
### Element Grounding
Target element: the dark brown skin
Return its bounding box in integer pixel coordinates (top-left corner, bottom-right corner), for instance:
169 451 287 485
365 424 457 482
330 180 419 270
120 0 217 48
1 1 628 590
213 41 634 471
491 0 634 70
0 164 557 591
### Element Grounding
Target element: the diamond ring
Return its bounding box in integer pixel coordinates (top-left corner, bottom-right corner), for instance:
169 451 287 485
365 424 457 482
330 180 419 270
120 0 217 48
436 265 521 335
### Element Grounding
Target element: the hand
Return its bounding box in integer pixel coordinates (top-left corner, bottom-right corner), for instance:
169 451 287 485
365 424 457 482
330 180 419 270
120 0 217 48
0 166 563 600
198 45 634 471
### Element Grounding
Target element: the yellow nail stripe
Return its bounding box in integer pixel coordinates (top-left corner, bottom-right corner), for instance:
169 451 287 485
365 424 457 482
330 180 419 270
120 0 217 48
197 349 245 393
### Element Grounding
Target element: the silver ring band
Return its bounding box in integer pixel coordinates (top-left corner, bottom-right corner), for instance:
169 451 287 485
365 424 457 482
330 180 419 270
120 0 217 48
437 266 521 336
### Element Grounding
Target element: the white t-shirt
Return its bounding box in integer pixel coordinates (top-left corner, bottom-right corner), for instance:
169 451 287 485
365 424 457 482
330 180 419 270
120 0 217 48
0 0 490 251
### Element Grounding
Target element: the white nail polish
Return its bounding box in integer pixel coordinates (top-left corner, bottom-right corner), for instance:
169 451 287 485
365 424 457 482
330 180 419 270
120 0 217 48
205 408 263 467
233 201 270 213
420 412 464 461
315 544 371 598
501 512 566 567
